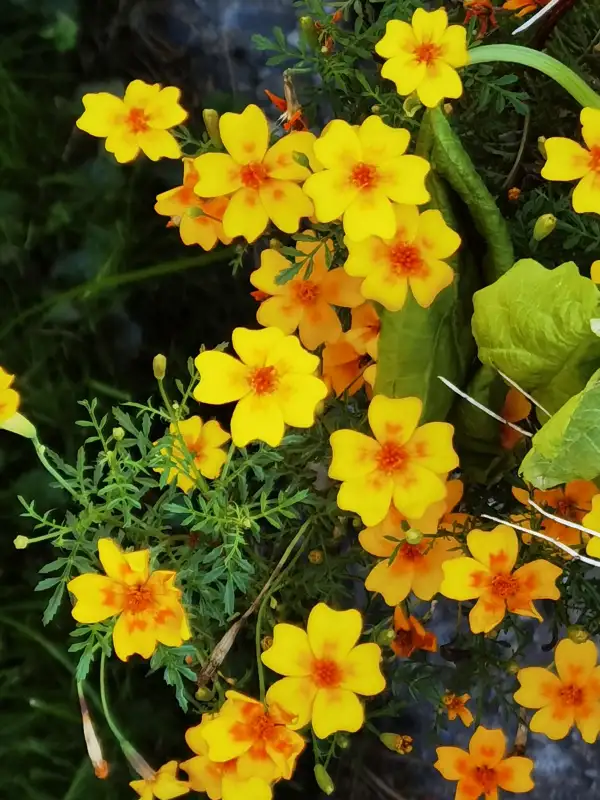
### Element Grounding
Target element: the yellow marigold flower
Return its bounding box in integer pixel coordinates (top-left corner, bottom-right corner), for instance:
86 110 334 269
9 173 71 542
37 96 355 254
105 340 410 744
512 480 596 549
182 714 274 800
343 205 460 311
442 693 474 727
76 79 186 163
193 327 327 448
515 638 600 743
345 302 381 359
199 691 305 782
503 0 550 18
0 366 20 424
130 761 189 800
359 517 459 605
582 495 600 558
440 524 562 633
591 260 600 283
261 602 386 739
67 538 190 661
329 395 459 526
435 727 534 798
193 104 316 242
250 236 363 350
542 108 600 215
322 335 371 397
375 9 468 109
303 115 430 242
155 416 230 492
154 159 231 250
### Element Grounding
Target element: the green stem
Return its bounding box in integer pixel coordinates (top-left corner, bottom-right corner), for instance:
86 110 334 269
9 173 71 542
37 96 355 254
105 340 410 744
99 650 129 746
468 45 600 109
33 436 80 500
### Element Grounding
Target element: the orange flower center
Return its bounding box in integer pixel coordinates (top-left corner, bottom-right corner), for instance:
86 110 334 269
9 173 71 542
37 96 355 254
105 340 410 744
248 366 278 396
414 42 442 65
124 583 154 613
350 162 378 190
559 683 584 707
293 279 320 306
398 542 425 562
240 162 269 189
490 573 519 598
590 147 600 173
443 694 463 712
389 243 425 277
376 441 408 474
556 498 576 519
474 766 498 794
126 107 150 134
187 438 205 458
312 657 343 688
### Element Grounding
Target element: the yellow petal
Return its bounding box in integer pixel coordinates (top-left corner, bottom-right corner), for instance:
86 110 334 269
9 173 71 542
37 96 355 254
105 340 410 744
201 717 250 762
320 267 365 308
381 155 431 205
576 704 600 744
341 643 385 695
357 115 410 162
180 755 221 797
307 603 362 659
193 351 249 404
146 86 187 129
97 538 128 579
434 747 470 781
220 104 269 165
313 119 361 170
469 593 506 634
222 775 272 800
392 463 447 519
467 525 518 572
328 429 380 480
263 131 316 180
581 107 600 150
439 25 468 68
303 169 357 222
555 638 598 683
572 170 600 215
261 623 312 676
112 611 157 661
124 79 160 107
201 419 231 449
381 56 426 97
358 518 399 557
417 62 463 108
529 704 574 740
468 726 505 766
251 248 289 295
67 573 123 622
406 421 458 472
153 762 190 800
233 326 285 367
265 677 316 730
223 187 269 242
510 560 561 602
312 688 364 738
257 296 302 335
105 130 139 163
514 666 561 708
441 557 489 600
410 258 454 307
541 138 591 181
342 236 378 278
343 190 396 242
496 757 534 793
276 374 327 428
268 332 320 375
416 209 461 259
259 180 313 234
297 300 343 350
337 472 394 526
365 559 413 605
360 266 409 312
123 548 150 580
231 393 284 447
368 395 422 445
193 153 243 196
375 19 417 60
412 7 448 43
76 92 125 137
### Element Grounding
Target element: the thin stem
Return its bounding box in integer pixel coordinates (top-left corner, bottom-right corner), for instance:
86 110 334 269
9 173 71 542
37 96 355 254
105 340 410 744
467 45 600 109
33 436 80 500
99 651 126 744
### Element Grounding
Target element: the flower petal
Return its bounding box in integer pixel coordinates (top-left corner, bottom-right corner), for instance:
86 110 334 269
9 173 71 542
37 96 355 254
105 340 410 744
344 191 396 242
146 86 187 128
201 717 250 762
555 638 598 683
307 603 362 659
514 667 561 708
67 574 123 622
541 138 591 181
511 559 562 602
223 187 269 242
381 56 426 97
105 130 139 163
194 351 249 404
368 395 422 445
303 169 358 223
572 170 600 215
529 704 574 740
392 463 447 519
358 116 410 162
257 296 302 336
358 520 398 557
233 326 285 367
496 757 534 793
313 120 362 170
251 248 289 295
338 472 394 527
263 131 316 180
469 594 506 634
467 525 518 573
320 268 364 308
76 92 125 137
265 677 316 730
412 7 448 43
276 374 328 428
417 62 463 108
375 19 417 60
222 775 272 800
259 180 313 234
381 155 431 205
112 611 157 661
406 421 458 472
220 104 269 165
439 25 468 68
340 643 385 695
297 301 343 350
329 430 381 480
576 703 600 744
312 688 364 739
267 332 319 375
417 209 461 259
410 258 454 307
124 79 160 107
231 393 284 447
581 107 600 149
137 129 181 160
180 216 219 250
261 623 312 676
441 557 489 600
365 559 413 605
194 153 243 196
468 726 506 766
434 747 471 780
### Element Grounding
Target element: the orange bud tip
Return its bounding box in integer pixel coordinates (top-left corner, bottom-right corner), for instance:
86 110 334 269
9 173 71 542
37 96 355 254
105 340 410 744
94 761 110 779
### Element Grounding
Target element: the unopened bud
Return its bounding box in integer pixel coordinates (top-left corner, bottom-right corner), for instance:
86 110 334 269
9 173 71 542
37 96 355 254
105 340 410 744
567 625 590 644
533 213 556 242
443 102 453 115
152 354 167 380
195 686 214 701
299 16 319 49
112 427 125 442
185 655 194 665
537 135 547 158
380 733 413 754
202 108 222 147
269 595 278 609
269 238 282 251
308 549 324 564
371 104 381 113
314 764 335 795
377 629 396 646
505 660 520 675
261 635 273 651
507 187 521 202
336 733 351 749
332 9 343 23
405 528 423 545
14 535 29 550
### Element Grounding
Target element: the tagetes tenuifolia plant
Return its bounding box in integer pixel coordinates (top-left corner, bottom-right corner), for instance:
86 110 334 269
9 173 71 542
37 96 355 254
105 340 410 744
155 415 230 491
130 761 189 800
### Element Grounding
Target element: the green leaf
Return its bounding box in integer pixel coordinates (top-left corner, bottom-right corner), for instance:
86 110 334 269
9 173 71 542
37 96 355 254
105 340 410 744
42 581 65 625
521 369 600 488
473 259 600 414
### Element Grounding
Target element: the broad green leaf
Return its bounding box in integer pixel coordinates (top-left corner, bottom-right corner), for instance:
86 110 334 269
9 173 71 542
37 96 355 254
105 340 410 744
473 259 600 414
521 369 600 488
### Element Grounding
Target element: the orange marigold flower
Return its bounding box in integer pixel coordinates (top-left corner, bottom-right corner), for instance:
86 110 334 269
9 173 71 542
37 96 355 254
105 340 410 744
322 335 371 397
463 0 498 39
329 395 459 526
345 302 381 359
515 638 600 742
440 524 562 633
391 606 437 657
182 715 272 800
193 327 327 448
343 205 460 311
376 9 468 109
76 79 186 163
67 539 190 661
193 104 316 242
154 158 231 250
500 388 531 450
542 107 600 215
261 603 386 739
303 115 430 242
582 495 600 558
199 691 304 782
154 416 230 491
435 726 534 798
512 480 597 549
442 693 474 727
130 761 189 800
503 0 550 18
250 236 363 350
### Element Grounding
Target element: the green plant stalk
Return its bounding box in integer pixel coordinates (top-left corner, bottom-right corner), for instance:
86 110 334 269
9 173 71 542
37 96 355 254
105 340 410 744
33 436 80 500
468 45 600 109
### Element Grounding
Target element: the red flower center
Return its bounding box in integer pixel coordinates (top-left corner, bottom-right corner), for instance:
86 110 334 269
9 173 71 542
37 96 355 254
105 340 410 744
474 766 498 794
414 42 442 65
248 366 278 396
556 498 577 520
376 441 408 474
293 279 320 306
240 162 269 189
126 107 150 134
559 683 584 707
398 542 425 563
124 583 154 613
350 162 378 190
312 658 343 688
490 573 519 598
389 243 425 277
444 694 463 712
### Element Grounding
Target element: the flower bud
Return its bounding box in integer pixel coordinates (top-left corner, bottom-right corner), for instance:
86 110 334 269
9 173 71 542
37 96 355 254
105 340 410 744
533 213 556 242
112 427 125 442
299 16 319 49
505 660 520 675
405 528 423 545
507 187 521 202
308 549 324 564
336 733 351 749
567 625 590 644
195 686 214 701
152 354 167 380
377 629 396 646
371 104 381 113
261 635 273 651
443 102 453 115
537 136 547 158
380 733 413 754
202 109 222 147
314 764 335 795
269 238 282 251
14 535 29 550
269 595 278 609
